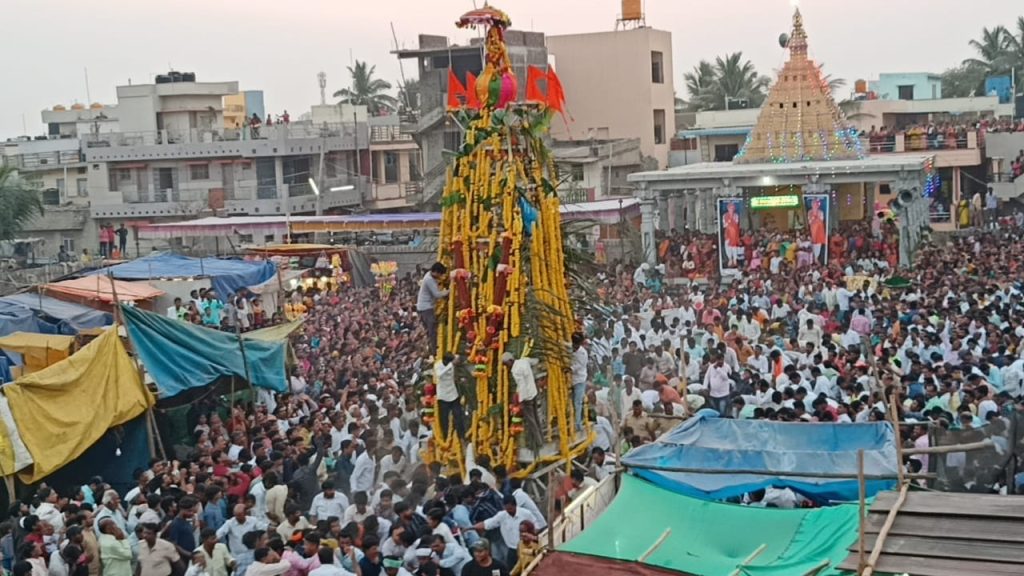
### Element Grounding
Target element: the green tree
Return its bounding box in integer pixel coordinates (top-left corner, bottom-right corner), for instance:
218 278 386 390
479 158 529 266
333 60 398 115
683 52 770 111
963 25 1014 74
940 63 988 97
397 77 420 112
0 166 43 243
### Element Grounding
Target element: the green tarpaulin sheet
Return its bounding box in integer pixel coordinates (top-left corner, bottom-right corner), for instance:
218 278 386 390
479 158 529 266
558 475 859 575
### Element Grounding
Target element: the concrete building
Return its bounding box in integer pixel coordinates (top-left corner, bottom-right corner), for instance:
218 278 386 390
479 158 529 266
551 138 643 203
366 115 422 210
395 30 548 205
868 72 942 101
223 90 266 130
547 27 676 169
672 93 1019 229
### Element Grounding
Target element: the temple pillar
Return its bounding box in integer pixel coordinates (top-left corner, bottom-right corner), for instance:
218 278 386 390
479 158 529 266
638 183 657 264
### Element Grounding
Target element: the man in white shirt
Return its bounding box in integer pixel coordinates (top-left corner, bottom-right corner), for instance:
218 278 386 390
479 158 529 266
703 356 733 415
309 481 349 523
434 352 466 439
503 353 543 450
350 439 377 496
216 504 268 554
472 495 538 566
571 333 589 432
618 376 643 419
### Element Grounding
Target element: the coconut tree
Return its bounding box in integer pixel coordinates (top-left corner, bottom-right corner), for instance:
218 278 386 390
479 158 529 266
333 60 399 115
963 25 1013 73
683 53 770 112
0 166 43 243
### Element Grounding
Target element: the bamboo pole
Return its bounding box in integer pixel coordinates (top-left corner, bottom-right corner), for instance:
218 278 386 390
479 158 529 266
862 482 909 576
728 543 767 576
546 468 556 551
637 528 671 563
857 449 866 574
107 273 165 460
903 438 993 455
887 393 905 486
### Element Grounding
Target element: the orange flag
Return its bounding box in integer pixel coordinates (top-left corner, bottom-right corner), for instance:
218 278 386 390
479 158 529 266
447 69 466 110
545 67 568 116
465 72 480 109
525 65 546 103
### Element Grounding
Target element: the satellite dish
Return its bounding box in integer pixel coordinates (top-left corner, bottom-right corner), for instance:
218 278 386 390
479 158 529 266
779 33 790 48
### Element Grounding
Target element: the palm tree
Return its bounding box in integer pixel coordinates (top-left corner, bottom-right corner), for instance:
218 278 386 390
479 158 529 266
963 25 1013 73
0 166 43 243
333 60 398 116
683 53 770 111
397 77 420 112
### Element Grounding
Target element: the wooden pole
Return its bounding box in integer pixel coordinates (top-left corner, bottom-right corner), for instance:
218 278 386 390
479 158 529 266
903 438 993 455
546 468 556 550
862 482 909 576
728 543 766 576
637 528 671 563
887 393 905 486
108 273 164 460
857 449 866 574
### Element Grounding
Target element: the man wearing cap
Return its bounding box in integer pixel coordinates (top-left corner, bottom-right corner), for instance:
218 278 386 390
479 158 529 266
461 538 509 576
501 352 543 450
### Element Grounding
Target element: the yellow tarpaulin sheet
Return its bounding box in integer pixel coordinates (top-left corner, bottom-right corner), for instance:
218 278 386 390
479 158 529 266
242 319 304 342
4 328 155 483
0 332 76 373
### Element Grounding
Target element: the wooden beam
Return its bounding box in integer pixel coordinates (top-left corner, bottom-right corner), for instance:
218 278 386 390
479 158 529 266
903 439 993 455
862 482 910 576
637 528 671 564
729 543 767 576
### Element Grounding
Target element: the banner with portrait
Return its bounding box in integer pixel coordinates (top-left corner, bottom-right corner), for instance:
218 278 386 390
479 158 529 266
717 197 744 275
804 194 830 266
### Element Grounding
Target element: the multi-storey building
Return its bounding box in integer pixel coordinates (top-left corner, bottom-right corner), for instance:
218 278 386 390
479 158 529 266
546 27 676 170
395 30 548 205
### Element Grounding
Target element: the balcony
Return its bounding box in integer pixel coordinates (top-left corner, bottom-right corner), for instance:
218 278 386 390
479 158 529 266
81 122 370 163
370 125 415 144
860 130 982 167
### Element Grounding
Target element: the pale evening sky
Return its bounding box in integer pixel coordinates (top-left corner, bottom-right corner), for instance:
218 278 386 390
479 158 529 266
1 0 1021 138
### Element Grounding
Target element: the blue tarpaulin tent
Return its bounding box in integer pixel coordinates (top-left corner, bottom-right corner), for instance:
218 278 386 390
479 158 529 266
622 411 899 503
1 293 111 334
121 305 287 398
89 253 277 301
0 300 41 337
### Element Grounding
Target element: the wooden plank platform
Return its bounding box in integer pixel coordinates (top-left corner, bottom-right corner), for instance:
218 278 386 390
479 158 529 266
839 489 1024 575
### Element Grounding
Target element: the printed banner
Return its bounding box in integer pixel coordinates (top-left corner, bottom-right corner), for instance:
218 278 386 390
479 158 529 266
717 197 744 274
804 194 830 266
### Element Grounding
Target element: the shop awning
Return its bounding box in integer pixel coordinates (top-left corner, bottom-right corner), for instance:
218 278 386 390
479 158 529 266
44 276 165 304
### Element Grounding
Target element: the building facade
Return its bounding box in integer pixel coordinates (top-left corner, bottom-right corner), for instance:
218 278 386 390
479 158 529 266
546 27 676 169
396 30 548 205
868 73 942 101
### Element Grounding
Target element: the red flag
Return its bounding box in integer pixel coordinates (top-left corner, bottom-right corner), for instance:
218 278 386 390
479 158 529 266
465 72 480 109
447 69 466 110
545 68 564 112
545 67 568 116
525 66 546 103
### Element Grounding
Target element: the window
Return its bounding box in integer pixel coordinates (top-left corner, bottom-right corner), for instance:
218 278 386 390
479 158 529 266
76 178 87 197
62 238 75 253
383 152 399 184
119 170 132 181
653 109 666 145
714 144 740 162
651 51 664 84
190 164 210 180
42 189 60 205
897 85 915 100
444 129 464 153
569 164 585 182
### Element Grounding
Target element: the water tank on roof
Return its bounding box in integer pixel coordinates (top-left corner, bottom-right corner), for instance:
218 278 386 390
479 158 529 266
70 103 85 110
155 74 171 84
90 103 103 109
52 105 66 111
854 79 867 94
169 71 183 82
182 72 196 82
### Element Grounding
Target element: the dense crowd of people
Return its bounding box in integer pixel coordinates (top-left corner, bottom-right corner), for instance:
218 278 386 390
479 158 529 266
4 206 1024 576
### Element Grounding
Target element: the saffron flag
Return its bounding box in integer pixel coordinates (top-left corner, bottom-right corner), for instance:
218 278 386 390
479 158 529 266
447 69 467 110
525 65 546 103
466 72 480 109
545 68 568 117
